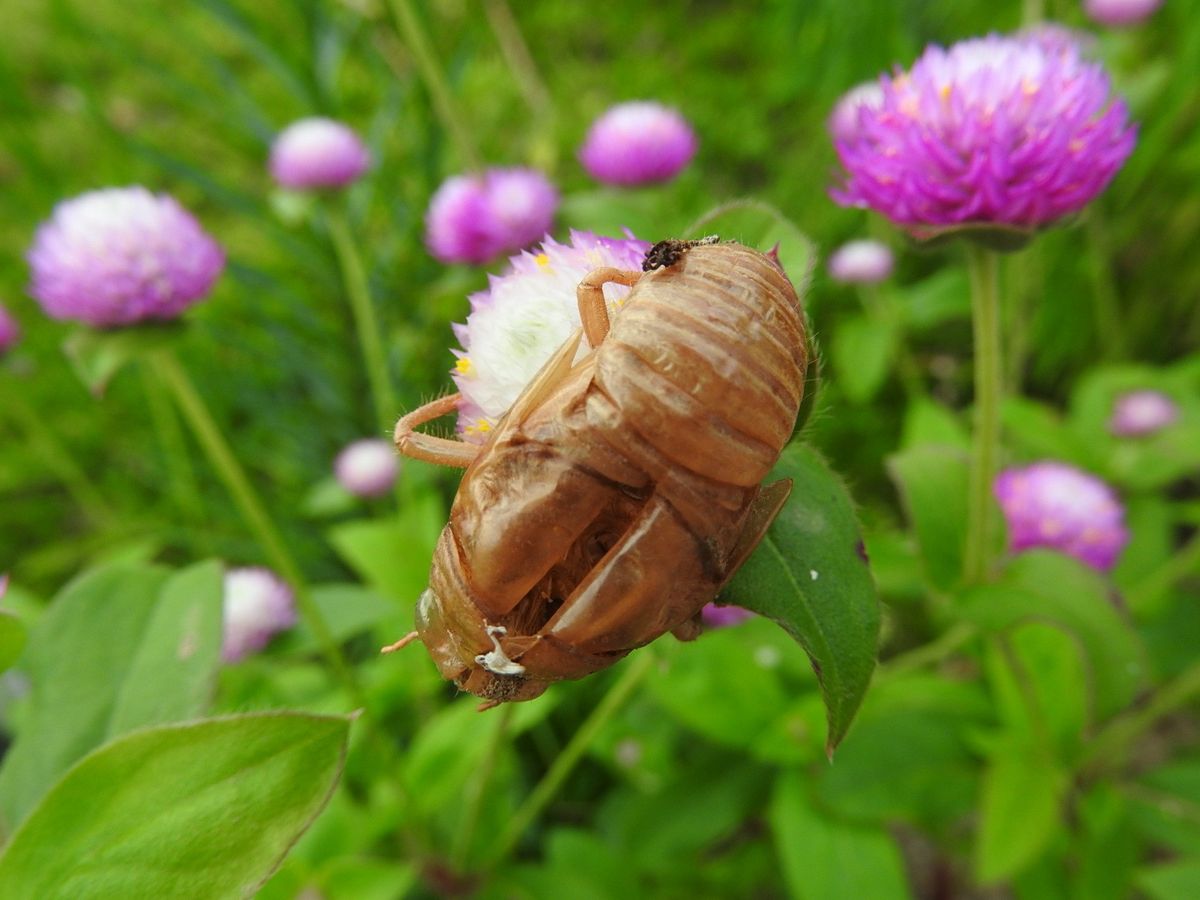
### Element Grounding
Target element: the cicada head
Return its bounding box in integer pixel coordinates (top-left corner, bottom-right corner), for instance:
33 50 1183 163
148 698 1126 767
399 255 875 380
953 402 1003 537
414 586 549 703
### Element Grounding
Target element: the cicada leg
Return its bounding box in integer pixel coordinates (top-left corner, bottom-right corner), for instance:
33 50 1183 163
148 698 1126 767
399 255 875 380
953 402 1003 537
393 393 481 468
380 631 420 654
576 267 641 347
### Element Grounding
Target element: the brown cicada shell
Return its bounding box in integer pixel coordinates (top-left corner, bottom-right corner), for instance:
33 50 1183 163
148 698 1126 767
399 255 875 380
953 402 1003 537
387 239 808 705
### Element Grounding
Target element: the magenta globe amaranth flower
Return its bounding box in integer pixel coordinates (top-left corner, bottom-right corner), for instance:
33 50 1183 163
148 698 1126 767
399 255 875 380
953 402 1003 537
994 461 1129 571
450 230 649 438
425 168 559 265
827 239 894 284
0 303 19 354
828 81 886 144
701 603 754 629
222 567 297 662
335 438 399 498
1109 389 1179 437
28 187 225 328
269 117 370 189
1085 0 1163 27
832 34 1136 241
579 101 698 186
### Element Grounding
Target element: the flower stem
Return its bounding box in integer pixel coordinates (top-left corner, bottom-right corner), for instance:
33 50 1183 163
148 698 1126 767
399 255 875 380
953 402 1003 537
964 245 1003 585
483 0 551 119
151 348 363 706
2 386 111 524
453 702 515 870
326 207 398 435
485 651 656 868
1081 660 1200 778
386 0 483 171
140 363 207 529
1127 529 1200 615
1085 212 1128 360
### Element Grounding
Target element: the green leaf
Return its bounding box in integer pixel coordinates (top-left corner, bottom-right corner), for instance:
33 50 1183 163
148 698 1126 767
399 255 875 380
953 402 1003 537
0 712 350 900
887 444 969 591
0 562 226 831
721 443 879 752
895 268 969 331
959 552 1146 720
63 323 185 396
0 611 25 674
975 741 1069 883
683 198 815 295
326 494 444 602
274 583 396 655
830 313 895 404
1137 859 1200 900
0 563 169 830
900 398 969 451
770 769 912 900
107 560 223 736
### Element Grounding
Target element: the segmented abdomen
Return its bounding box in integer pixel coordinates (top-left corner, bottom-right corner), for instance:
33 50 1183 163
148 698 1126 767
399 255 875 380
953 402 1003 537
591 243 807 488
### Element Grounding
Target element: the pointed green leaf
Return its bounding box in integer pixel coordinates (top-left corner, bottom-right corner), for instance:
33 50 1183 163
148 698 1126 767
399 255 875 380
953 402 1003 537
830 313 896 404
887 444 969 591
975 741 1069 883
770 769 912 900
107 560 223 736
721 444 879 751
0 564 168 830
63 323 185 396
0 612 24 674
0 561 225 830
958 551 1146 719
326 494 443 603
0 713 350 900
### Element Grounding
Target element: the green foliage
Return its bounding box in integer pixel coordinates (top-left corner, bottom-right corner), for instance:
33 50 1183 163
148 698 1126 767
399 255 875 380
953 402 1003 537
722 443 880 751
0 712 350 900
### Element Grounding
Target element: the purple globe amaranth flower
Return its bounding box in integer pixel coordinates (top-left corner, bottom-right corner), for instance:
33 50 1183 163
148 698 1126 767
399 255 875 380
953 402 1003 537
425 168 559 266
827 239 894 284
1085 0 1163 27
450 230 649 439
701 603 754 629
579 101 698 187
335 438 399 498
28 187 225 328
222 566 297 663
1109 389 1179 437
832 33 1136 242
0 303 19 354
270 117 371 190
828 81 886 145
994 461 1129 572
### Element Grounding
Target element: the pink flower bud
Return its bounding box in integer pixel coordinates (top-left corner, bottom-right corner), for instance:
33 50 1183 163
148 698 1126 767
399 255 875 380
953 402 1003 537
579 101 698 187
269 118 370 190
701 603 754 628
1108 389 1179 437
827 239 894 284
334 439 398 498
425 168 559 265
1084 0 1163 27
994 461 1129 572
222 567 297 662
28 187 224 328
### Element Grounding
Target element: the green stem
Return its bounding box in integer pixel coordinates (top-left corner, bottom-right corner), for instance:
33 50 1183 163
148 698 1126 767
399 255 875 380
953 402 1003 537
1085 212 1127 360
483 0 551 118
327 208 398 434
964 245 1003 586
140 363 206 528
387 0 483 171
1081 660 1200 777
151 348 363 706
875 621 977 683
2 386 111 524
1128 529 1200 613
486 651 656 867
453 703 515 870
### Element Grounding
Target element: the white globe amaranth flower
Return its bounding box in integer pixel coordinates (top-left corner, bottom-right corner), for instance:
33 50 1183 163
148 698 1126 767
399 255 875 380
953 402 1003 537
222 567 297 662
451 230 650 439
